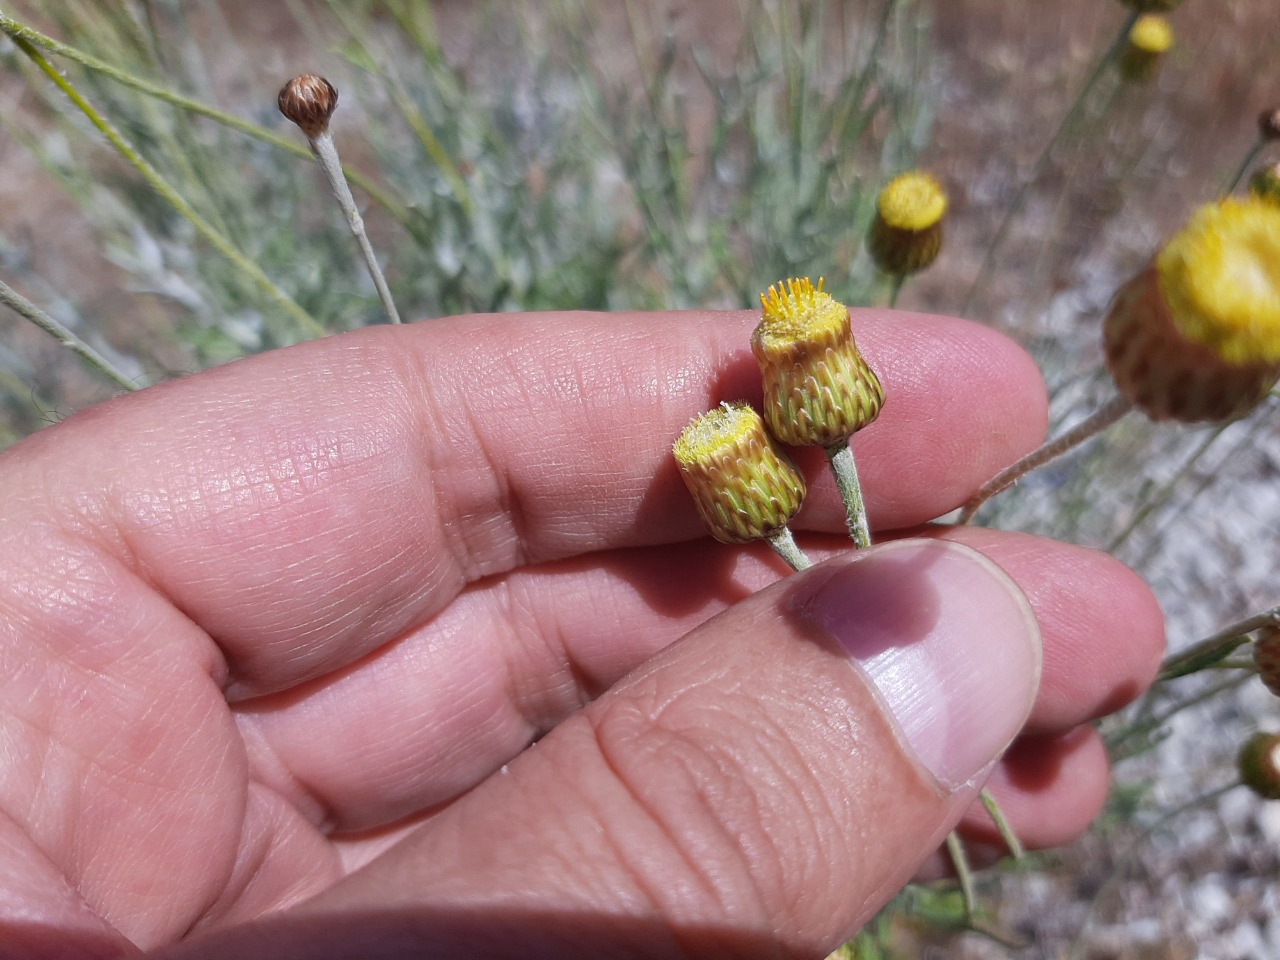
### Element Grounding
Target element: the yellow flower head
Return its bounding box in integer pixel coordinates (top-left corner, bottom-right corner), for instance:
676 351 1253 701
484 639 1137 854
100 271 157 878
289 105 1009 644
752 278 884 447
1129 14 1173 53
1157 196 1280 365
673 402 806 544
876 171 948 231
869 172 947 276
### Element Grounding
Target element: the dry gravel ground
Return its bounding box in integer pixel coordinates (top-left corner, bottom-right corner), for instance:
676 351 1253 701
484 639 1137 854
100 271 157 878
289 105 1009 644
3 1 1280 957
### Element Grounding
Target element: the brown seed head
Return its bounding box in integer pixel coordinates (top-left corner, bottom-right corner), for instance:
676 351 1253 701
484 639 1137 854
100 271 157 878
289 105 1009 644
1259 106 1280 142
278 74 339 138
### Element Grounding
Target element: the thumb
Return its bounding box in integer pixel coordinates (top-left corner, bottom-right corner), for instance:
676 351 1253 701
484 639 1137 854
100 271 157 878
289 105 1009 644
159 539 1041 960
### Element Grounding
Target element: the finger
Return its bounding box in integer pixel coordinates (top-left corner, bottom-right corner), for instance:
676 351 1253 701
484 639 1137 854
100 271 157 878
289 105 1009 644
151 539 1044 960
929 526 1165 734
5 309 1045 695
237 529 1158 833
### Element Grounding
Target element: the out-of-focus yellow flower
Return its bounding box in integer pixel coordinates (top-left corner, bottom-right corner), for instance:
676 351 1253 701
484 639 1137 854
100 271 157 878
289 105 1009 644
1103 196 1280 422
868 171 947 276
1239 732 1280 800
1120 14 1173 82
673 402 806 544
752 278 884 447
1158 198 1280 364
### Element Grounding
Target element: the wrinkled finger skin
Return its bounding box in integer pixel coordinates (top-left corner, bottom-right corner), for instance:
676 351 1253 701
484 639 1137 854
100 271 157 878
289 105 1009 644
0 308 1162 955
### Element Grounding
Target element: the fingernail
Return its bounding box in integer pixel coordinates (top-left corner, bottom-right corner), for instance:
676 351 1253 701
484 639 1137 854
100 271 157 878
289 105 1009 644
796 540 1042 791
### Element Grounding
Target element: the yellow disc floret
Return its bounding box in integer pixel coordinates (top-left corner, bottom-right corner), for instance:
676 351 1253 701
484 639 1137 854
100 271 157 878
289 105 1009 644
1129 14 1173 53
1157 197 1280 365
876 171 948 232
756 277 848 350
673 402 806 544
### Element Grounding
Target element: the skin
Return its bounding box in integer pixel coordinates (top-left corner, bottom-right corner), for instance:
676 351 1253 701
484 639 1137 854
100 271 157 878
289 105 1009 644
0 308 1165 959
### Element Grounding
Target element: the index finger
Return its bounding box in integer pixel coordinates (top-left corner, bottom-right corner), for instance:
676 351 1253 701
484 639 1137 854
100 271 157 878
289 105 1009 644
3 308 1045 693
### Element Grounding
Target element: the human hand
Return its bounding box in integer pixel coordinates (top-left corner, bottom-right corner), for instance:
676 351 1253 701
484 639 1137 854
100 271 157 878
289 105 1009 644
0 307 1163 959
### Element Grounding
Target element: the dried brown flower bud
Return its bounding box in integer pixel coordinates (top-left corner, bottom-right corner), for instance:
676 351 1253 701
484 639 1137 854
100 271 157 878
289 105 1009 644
1239 732 1280 800
1260 107 1280 142
1253 625 1280 697
278 74 339 138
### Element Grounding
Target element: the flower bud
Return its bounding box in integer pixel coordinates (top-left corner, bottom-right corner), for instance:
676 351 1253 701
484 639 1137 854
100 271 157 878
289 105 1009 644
1250 161 1280 208
1119 14 1173 83
1259 106 1280 143
1253 625 1280 697
673 402 807 544
868 171 947 276
1238 732 1280 800
752 278 885 447
278 74 339 138
1103 197 1280 422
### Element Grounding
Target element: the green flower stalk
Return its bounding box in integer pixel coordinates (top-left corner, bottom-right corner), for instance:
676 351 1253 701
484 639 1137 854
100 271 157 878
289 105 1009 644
673 402 810 571
752 278 883 548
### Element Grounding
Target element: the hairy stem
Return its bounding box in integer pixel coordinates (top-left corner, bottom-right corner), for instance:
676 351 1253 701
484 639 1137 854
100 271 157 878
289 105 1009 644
0 280 139 392
825 441 872 549
766 527 813 572
958 394 1133 525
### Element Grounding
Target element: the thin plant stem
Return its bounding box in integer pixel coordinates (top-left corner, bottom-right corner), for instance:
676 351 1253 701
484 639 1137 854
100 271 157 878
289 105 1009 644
980 788 1025 860
0 279 139 392
825 441 872 549
308 130 402 324
766 528 812 572
1224 136 1265 196
958 394 1133 525
10 35 327 340
961 10 1138 316
1159 605 1280 682
945 831 978 920
887 274 906 309
0 12 414 232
